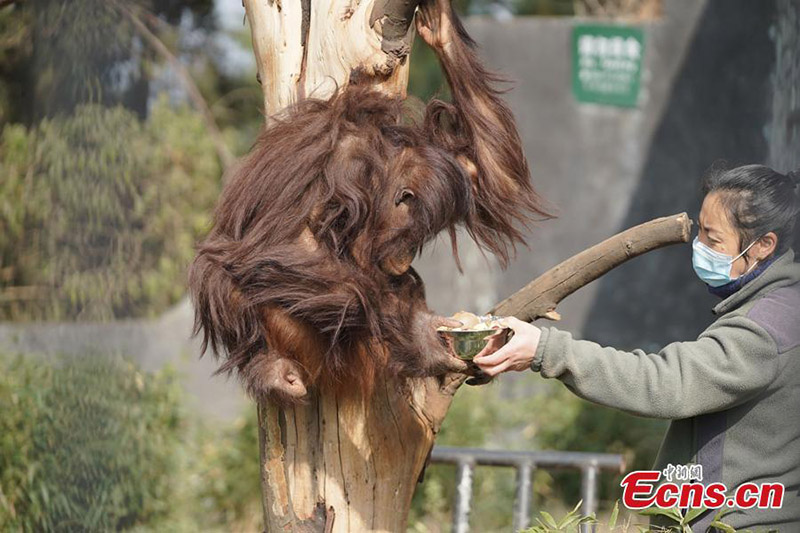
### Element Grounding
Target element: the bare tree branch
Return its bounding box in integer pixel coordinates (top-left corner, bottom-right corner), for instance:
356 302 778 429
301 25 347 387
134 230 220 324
490 213 692 322
111 1 235 169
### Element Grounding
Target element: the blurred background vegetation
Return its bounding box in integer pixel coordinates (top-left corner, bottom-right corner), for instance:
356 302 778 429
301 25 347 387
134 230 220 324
0 0 664 531
0 0 262 321
0 352 264 532
0 353 661 532
0 0 659 319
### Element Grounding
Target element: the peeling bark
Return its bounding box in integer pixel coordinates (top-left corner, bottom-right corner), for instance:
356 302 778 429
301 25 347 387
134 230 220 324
256 378 460 532
243 2 443 531
244 0 418 114
370 0 423 57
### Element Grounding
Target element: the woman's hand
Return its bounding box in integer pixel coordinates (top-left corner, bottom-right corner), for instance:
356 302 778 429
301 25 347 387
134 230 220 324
473 316 542 376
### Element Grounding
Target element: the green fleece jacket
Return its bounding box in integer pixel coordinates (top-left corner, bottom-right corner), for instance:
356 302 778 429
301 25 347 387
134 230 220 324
532 250 800 531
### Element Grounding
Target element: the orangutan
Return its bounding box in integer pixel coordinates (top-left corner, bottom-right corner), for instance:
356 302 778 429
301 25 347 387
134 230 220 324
188 0 549 404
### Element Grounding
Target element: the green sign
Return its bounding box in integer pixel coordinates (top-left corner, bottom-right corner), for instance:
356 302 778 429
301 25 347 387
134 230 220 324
572 24 644 108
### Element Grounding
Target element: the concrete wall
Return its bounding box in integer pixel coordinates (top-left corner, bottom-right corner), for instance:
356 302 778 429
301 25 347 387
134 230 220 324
417 0 796 356
582 0 786 350
415 0 709 339
0 300 248 420
1 0 796 418
770 0 800 186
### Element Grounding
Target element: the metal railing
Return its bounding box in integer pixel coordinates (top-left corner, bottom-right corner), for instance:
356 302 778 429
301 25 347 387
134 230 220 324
429 446 626 533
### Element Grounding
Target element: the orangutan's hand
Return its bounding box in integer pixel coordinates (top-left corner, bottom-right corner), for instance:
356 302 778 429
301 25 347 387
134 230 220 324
430 315 472 373
473 317 541 376
415 0 456 54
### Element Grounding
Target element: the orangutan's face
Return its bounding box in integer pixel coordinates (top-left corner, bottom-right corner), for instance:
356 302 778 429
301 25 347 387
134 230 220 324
373 145 472 276
316 133 472 277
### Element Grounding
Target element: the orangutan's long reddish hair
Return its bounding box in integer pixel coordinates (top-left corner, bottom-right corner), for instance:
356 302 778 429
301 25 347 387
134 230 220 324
189 10 550 404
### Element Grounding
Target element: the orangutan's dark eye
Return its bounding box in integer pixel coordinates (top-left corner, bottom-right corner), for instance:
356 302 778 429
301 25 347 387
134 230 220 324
394 188 415 206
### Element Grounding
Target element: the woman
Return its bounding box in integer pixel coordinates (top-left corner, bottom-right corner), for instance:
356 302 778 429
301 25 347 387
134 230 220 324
474 164 800 531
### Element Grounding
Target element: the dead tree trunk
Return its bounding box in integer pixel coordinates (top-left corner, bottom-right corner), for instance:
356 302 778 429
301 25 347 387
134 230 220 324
245 1 448 531
243 2 692 530
246 0 415 113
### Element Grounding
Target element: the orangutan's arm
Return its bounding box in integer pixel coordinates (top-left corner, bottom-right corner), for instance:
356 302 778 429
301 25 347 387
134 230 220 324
432 14 529 197
417 0 549 263
411 308 471 374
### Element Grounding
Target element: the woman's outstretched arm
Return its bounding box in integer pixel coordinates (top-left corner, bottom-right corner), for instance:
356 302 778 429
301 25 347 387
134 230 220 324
474 315 780 419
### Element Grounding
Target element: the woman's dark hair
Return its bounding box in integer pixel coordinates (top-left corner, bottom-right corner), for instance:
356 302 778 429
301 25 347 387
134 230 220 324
702 163 800 257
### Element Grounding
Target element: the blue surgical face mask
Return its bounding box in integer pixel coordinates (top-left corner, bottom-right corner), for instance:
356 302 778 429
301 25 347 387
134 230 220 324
692 237 759 287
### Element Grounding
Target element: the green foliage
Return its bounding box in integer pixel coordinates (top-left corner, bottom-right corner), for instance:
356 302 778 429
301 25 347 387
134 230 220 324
533 382 667 505
408 377 668 532
192 412 263 530
0 352 268 532
409 385 525 532
30 0 132 118
522 500 597 532
0 352 185 531
408 35 449 103
511 0 575 16
0 0 216 120
636 507 736 533
0 0 261 145
520 501 737 533
0 98 221 321
0 4 32 126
